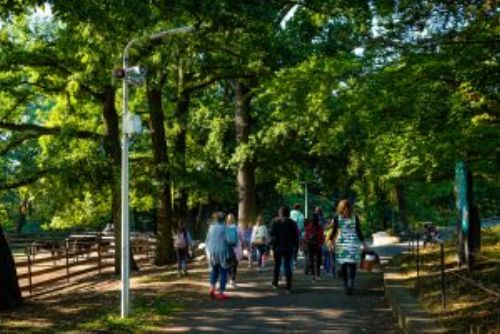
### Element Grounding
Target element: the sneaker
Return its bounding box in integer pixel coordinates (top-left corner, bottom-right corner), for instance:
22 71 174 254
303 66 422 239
216 292 229 300
209 288 215 298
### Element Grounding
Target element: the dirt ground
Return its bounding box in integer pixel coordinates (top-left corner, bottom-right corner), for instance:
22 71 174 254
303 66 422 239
1 254 402 333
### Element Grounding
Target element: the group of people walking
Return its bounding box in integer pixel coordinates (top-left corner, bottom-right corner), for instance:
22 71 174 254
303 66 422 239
175 199 367 300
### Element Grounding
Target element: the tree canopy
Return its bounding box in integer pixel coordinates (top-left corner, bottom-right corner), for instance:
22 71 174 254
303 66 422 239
0 0 498 261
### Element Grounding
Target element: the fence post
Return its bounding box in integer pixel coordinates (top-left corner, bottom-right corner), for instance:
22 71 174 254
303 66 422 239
416 233 420 289
65 239 70 283
408 229 412 254
411 230 414 256
440 241 447 309
27 245 33 296
97 233 102 274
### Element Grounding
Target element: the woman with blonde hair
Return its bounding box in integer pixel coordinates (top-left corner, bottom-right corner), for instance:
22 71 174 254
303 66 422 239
329 199 366 295
251 214 270 269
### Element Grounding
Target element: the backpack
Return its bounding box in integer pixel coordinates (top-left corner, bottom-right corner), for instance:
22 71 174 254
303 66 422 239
306 227 319 245
254 226 267 245
226 226 238 247
174 231 187 248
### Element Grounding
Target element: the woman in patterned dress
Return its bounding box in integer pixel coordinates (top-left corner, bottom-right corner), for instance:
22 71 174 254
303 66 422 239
329 199 366 295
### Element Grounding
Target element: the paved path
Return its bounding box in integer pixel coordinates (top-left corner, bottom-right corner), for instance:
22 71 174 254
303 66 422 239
164 246 403 333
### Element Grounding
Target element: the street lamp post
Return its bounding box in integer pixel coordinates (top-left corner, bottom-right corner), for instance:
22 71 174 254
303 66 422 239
304 182 308 218
299 181 308 218
120 26 194 318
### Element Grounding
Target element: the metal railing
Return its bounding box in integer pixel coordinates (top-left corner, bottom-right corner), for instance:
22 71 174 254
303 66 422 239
9 232 156 297
407 229 500 332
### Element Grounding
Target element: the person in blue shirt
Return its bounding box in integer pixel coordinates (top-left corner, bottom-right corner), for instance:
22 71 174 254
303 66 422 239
205 212 230 299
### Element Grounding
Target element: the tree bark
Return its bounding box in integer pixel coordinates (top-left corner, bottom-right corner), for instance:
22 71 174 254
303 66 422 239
173 90 191 224
466 169 480 269
235 80 256 226
147 85 175 265
102 86 138 273
395 183 408 233
16 198 28 235
0 223 23 310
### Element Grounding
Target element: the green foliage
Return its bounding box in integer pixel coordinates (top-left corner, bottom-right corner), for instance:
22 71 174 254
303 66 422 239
0 1 498 238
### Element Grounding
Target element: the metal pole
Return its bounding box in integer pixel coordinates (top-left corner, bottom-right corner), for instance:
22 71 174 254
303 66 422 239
304 182 308 218
416 233 420 289
98 233 102 274
65 240 70 283
440 242 446 309
27 246 32 296
408 229 412 254
121 42 131 318
120 26 194 319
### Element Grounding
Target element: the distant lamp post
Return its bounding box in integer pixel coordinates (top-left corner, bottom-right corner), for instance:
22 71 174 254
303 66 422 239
116 26 194 318
300 181 308 218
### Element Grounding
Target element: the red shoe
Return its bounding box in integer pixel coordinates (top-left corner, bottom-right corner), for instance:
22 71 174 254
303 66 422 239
209 288 215 298
215 292 229 300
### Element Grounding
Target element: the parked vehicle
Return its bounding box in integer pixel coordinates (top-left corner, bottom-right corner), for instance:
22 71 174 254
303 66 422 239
422 222 442 247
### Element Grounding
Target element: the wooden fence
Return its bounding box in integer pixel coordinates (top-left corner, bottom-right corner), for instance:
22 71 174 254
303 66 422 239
7 232 156 298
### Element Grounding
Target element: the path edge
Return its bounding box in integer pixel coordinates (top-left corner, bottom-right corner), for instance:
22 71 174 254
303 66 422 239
384 269 448 334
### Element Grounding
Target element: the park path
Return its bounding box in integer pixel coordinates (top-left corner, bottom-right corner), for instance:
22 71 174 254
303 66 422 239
161 244 405 333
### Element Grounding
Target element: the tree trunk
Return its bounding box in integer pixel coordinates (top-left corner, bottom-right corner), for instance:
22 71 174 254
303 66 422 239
395 183 408 233
0 223 23 310
466 168 480 269
173 90 191 224
16 197 30 235
102 86 138 273
147 85 175 265
235 81 256 226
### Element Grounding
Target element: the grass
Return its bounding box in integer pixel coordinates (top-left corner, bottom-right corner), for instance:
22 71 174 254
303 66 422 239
388 225 500 333
78 296 184 333
0 265 191 334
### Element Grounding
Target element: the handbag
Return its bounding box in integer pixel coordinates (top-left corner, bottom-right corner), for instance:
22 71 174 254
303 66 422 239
360 250 379 271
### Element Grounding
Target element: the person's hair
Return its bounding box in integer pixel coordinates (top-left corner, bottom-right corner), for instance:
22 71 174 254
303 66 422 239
226 213 235 224
279 205 290 218
256 214 264 226
213 211 225 222
336 199 353 218
294 203 301 210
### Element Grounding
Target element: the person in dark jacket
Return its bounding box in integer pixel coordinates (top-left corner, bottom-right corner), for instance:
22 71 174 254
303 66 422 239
304 216 324 281
270 205 299 293
329 199 367 295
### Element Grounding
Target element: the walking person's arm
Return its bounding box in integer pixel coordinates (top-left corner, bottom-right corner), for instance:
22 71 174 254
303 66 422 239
292 221 299 252
269 220 277 249
355 215 367 248
250 225 257 245
330 216 339 242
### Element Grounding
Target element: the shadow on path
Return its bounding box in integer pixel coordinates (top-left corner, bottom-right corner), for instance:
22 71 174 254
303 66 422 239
162 260 402 333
